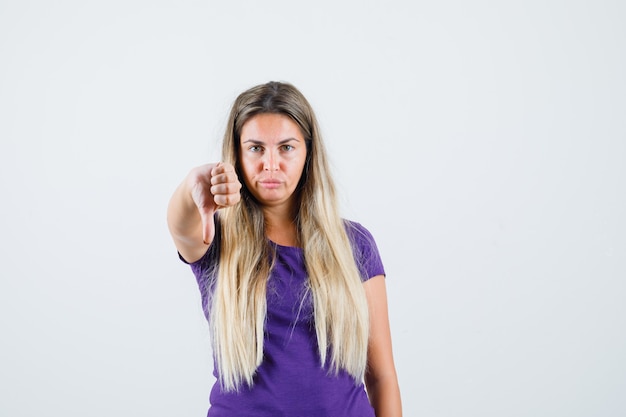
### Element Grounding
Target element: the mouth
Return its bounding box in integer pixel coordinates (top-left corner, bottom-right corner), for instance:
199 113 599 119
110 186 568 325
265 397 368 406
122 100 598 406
259 179 282 189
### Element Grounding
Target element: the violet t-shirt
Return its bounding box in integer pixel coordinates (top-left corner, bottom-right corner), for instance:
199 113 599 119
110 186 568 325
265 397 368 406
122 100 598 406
184 220 385 417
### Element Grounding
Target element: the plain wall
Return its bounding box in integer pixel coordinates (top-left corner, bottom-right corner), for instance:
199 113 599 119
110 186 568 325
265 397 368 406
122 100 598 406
1 0 625 415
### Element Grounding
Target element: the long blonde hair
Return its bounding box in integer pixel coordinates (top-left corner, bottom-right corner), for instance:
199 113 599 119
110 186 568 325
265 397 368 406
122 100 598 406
210 81 369 391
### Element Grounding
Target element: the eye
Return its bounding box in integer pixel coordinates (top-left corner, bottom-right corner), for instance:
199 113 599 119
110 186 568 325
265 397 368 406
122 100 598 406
248 145 263 152
281 144 294 152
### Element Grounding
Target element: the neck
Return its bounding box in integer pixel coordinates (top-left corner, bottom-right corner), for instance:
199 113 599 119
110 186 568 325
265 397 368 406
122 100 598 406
263 204 299 247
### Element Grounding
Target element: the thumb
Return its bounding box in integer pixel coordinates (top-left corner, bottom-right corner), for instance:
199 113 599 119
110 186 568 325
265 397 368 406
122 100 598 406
190 180 216 245
199 208 213 245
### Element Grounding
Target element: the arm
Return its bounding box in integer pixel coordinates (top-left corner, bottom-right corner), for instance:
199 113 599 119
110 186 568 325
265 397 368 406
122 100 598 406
166 163 241 263
364 275 402 417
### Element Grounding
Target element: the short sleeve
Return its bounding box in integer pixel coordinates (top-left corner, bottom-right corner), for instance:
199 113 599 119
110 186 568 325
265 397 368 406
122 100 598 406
345 220 385 282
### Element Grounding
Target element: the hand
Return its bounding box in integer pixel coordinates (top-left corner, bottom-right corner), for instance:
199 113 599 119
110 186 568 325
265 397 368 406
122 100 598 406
189 162 242 244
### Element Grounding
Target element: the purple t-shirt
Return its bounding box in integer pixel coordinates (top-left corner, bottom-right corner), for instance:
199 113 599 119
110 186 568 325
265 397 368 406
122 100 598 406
184 220 385 417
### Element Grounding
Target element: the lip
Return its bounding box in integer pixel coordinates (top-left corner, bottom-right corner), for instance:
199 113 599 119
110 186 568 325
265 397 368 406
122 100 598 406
259 179 282 189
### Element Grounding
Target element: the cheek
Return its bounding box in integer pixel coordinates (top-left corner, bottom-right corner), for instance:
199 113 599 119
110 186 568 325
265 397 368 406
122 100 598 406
245 164 257 179
289 158 307 184
297 152 308 173
240 152 258 169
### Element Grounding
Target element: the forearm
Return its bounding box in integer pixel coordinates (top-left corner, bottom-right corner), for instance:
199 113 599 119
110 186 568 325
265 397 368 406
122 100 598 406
167 175 216 262
366 373 402 417
167 179 204 241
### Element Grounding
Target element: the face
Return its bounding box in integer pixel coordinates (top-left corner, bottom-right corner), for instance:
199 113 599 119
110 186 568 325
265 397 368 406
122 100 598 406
239 113 308 212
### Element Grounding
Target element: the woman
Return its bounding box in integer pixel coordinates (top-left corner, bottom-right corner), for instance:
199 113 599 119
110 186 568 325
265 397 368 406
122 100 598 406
167 81 401 416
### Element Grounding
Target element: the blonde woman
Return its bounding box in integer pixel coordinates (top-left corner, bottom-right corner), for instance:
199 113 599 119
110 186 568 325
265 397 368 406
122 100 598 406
167 81 401 417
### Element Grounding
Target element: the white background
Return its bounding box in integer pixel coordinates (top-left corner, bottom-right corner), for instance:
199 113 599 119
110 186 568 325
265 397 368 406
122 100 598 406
1 0 625 416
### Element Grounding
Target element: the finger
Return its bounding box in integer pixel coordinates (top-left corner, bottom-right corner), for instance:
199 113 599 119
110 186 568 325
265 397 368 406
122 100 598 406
214 192 240 208
211 161 238 177
211 162 229 177
210 162 222 176
210 172 230 186
210 182 241 196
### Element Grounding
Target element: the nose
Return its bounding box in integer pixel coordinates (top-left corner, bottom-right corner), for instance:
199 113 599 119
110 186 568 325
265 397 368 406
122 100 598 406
263 150 279 171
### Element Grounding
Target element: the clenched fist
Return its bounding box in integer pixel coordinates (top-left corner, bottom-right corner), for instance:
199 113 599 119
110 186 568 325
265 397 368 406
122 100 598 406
187 162 242 244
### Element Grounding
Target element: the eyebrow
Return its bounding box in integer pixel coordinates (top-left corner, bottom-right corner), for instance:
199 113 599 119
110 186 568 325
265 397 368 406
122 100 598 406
242 138 301 145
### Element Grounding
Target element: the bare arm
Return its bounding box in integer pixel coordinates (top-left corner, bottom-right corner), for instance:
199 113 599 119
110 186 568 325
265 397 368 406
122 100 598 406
166 163 241 263
364 275 402 417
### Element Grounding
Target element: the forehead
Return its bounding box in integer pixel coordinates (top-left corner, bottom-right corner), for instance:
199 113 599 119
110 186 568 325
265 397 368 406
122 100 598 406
240 113 304 142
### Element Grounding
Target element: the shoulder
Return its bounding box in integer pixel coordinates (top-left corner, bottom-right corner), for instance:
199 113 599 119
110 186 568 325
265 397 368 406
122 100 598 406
343 219 378 249
343 219 385 281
